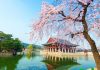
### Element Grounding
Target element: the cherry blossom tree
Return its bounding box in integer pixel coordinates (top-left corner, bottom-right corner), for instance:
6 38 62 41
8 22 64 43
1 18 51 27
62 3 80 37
31 0 100 69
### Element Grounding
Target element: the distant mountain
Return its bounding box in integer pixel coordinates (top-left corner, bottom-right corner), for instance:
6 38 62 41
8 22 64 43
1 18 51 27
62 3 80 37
22 43 29 48
32 44 42 49
22 43 42 49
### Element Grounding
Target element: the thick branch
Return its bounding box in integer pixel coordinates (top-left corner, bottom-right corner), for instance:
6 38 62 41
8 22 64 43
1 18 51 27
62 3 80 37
59 11 66 17
58 10 82 22
65 31 83 38
74 11 82 22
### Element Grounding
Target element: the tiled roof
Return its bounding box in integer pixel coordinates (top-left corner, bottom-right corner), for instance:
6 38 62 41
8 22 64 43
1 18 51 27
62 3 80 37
46 37 78 47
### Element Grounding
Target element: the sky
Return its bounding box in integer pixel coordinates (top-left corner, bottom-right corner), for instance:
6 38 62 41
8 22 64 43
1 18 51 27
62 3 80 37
0 0 42 44
0 0 99 48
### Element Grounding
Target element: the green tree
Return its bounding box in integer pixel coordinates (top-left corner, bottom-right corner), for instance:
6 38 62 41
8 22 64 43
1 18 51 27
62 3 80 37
26 44 33 59
13 38 22 52
27 44 33 53
0 31 22 52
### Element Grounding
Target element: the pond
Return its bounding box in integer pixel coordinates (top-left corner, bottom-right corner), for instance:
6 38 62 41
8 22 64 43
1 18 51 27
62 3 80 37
0 54 96 70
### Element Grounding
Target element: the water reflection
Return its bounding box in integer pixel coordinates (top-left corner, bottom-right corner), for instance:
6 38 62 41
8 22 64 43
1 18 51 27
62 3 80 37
16 55 47 70
42 55 79 70
0 55 22 70
69 56 96 70
0 54 96 70
84 55 89 61
25 52 36 60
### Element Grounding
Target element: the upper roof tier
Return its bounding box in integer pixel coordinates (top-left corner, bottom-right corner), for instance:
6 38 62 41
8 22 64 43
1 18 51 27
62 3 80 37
43 37 78 47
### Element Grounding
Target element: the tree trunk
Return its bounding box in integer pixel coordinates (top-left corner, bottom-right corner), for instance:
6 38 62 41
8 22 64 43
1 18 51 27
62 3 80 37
83 31 100 70
82 5 100 70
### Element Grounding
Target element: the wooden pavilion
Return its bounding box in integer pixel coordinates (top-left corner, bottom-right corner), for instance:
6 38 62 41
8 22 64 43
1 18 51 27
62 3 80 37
43 37 78 53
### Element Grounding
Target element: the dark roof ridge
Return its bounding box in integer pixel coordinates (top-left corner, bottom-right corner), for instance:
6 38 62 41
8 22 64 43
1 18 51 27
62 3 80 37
47 37 78 46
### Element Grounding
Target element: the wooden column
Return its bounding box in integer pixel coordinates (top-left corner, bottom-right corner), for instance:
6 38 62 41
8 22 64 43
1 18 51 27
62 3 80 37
65 48 66 53
68 49 69 53
62 48 63 52
50 48 51 52
71 48 73 53
71 48 72 53
75 47 76 53
53 48 55 52
55 48 56 52
66 49 67 53
48 48 50 52
72 48 74 53
73 48 74 53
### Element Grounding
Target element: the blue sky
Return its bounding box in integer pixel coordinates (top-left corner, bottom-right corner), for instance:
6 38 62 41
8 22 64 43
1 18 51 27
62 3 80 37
0 0 99 48
0 0 42 44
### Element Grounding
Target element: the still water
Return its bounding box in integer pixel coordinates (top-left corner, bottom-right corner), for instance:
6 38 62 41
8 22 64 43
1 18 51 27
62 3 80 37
0 54 96 70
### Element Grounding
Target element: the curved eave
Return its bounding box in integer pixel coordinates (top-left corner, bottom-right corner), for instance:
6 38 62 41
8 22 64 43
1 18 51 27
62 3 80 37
68 45 79 47
42 43 52 46
43 43 79 47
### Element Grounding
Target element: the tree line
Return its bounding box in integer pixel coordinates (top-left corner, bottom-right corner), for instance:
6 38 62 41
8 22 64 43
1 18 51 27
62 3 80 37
0 31 22 53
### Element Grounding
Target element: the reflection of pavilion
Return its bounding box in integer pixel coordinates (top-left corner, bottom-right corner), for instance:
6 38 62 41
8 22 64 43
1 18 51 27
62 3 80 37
43 55 77 62
43 37 78 53
43 55 78 70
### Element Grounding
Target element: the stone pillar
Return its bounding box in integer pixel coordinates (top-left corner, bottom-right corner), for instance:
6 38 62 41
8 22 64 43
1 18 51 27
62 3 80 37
73 48 75 53
68 49 69 53
70 49 71 53
65 49 66 53
71 49 73 53
63 49 65 53
50 48 52 52
55 48 56 52
73 48 74 53
66 49 67 53
58 46 60 52
71 48 73 53
48 48 50 52
74 48 75 53
49 48 50 52
54 48 56 52
47 48 48 52
72 48 74 53
71 48 72 53
53 48 54 52
62 48 63 52
46 48 47 52
74 47 76 53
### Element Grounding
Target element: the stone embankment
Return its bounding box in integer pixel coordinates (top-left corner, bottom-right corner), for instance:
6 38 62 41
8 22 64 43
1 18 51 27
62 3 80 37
0 52 12 57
